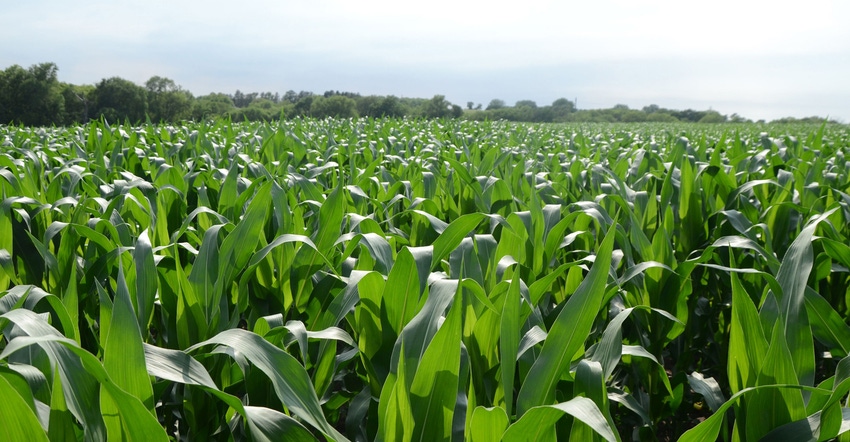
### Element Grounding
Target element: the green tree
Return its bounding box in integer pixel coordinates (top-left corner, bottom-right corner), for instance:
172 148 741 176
515 100 537 109
231 90 258 107
671 109 707 122
486 99 506 110
728 113 751 123
60 83 94 124
375 96 407 118
283 90 299 103
232 98 282 121
0 62 65 126
292 94 314 117
192 93 234 120
423 95 453 119
92 77 148 123
552 98 575 112
356 95 382 117
550 98 575 122
697 110 727 123
310 95 358 119
355 95 408 118
145 76 193 122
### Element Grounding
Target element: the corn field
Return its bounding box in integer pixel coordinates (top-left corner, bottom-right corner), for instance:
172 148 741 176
1 118 850 441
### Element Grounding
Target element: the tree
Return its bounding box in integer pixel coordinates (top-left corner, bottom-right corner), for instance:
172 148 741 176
60 83 94 124
697 110 727 123
450 104 463 118
728 113 750 123
355 95 407 118
356 95 382 118
259 92 280 103
671 109 707 122
423 95 453 119
232 98 281 121
283 90 299 103
0 62 65 126
486 99 506 110
231 90 258 108
145 76 193 122
192 93 234 120
550 98 575 121
310 95 358 119
374 95 407 118
552 98 575 110
292 93 314 117
92 77 147 123
515 100 537 108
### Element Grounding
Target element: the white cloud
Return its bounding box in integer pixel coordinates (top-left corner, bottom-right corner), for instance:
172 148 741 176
1 0 848 120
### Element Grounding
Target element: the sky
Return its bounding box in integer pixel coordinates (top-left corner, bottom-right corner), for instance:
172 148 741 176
2 0 849 121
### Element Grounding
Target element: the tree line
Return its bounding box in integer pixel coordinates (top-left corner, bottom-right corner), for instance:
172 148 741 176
0 62 837 126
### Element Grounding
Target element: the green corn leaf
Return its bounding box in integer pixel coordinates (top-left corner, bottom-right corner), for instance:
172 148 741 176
243 406 317 442
106 265 155 411
502 396 617 442
516 226 615 415
687 372 726 413
746 322 807 441
0 333 167 441
314 183 345 253
132 229 157 332
499 273 522 417
0 366 40 422
468 406 509 442
804 287 850 358
187 328 348 441
408 283 463 441
385 247 425 336
390 278 459 384
218 160 240 220
143 344 316 441
571 359 619 441
0 375 49 442
591 306 679 381
728 271 768 394
1 309 107 441
187 224 225 322
775 209 836 388
47 366 78 442
430 213 487 270
679 384 832 442
758 408 850 442
0 285 77 342
379 343 414 442
213 181 272 324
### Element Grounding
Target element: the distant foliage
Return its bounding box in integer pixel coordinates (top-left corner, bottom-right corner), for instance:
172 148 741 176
0 63 64 126
0 62 842 126
92 77 148 123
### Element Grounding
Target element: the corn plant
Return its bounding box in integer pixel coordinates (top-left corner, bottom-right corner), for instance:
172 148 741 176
1 118 849 441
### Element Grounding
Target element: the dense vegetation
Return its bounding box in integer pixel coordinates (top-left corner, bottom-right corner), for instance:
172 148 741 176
1 118 850 441
1 62 840 126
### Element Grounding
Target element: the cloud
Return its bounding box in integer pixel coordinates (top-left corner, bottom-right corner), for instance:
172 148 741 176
2 0 848 121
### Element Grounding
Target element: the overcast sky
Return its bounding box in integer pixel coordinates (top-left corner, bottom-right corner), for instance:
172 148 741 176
3 0 848 121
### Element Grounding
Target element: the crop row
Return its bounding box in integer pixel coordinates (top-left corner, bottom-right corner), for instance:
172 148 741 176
1 119 850 440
